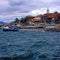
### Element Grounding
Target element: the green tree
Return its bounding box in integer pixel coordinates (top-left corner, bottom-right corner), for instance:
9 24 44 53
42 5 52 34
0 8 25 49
15 18 20 24
20 17 29 24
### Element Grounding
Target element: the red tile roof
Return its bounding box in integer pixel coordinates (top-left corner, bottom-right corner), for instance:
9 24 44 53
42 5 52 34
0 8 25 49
26 15 35 19
44 13 60 18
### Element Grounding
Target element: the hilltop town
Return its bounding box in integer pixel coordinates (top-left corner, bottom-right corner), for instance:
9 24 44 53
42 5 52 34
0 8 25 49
0 9 60 31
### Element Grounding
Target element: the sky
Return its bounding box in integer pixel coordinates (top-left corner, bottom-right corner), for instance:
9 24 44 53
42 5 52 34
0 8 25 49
0 0 60 22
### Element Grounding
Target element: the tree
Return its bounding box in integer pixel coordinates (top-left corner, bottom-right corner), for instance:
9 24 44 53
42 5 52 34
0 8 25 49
54 11 58 14
20 17 29 24
15 18 20 24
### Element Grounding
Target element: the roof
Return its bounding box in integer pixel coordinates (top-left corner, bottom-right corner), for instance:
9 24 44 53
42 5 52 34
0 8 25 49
35 14 43 17
44 13 60 18
26 15 35 19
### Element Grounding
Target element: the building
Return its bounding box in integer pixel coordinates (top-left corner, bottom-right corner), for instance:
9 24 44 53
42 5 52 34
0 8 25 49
46 8 50 14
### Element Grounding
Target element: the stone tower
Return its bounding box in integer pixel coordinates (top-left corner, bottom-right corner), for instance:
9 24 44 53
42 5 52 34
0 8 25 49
47 8 49 13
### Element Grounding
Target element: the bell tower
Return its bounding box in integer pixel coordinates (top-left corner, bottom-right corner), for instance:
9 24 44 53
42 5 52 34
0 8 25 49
47 8 49 14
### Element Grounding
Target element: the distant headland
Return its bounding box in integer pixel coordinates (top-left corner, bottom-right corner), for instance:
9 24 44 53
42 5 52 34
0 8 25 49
0 9 60 31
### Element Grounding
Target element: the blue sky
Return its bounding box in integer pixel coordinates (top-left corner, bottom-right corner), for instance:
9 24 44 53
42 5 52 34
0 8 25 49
0 0 60 22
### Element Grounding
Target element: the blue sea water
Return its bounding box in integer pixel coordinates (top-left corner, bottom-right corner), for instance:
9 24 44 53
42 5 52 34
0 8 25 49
0 30 60 60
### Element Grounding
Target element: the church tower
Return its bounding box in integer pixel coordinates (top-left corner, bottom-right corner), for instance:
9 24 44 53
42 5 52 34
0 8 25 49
47 8 49 14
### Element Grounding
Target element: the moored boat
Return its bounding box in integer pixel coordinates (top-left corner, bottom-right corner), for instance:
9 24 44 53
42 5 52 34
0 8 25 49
3 26 19 31
3 28 19 31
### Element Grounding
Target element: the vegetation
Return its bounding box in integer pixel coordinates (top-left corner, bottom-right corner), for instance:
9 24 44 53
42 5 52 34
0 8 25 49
14 18 20 24
20 17 29 24
11 16 30 25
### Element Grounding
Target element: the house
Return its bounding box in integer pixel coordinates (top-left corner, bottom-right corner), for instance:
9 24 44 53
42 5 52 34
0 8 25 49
44 12 60 23
30 14 43 26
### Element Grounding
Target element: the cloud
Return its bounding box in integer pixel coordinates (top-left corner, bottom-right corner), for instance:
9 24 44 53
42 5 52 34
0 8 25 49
0 0 60 22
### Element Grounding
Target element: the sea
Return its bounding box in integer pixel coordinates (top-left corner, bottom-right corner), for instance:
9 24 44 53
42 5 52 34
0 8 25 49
0 29 60 60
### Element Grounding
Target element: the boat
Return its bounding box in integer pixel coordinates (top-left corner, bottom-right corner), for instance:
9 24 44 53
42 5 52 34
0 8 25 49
3 26 19 31
3 28 19 31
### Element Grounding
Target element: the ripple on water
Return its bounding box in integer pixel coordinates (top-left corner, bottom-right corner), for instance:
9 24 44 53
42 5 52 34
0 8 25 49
0 30 60 60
